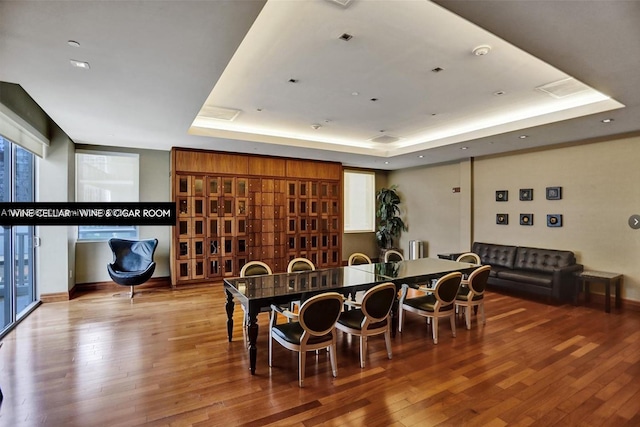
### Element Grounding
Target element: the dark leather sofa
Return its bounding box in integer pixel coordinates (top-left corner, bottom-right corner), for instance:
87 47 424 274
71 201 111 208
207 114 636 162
472 242 583 302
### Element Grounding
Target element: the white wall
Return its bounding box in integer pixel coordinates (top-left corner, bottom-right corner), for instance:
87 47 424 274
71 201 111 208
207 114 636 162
74 147 171 284
474 136 640 302
389 161 470 258
390 135 640 302
37 125 75 295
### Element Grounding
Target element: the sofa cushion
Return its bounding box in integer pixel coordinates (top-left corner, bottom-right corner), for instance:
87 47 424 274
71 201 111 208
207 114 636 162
496 270 554 288
489 266 510 278
514 247 576 273
472 242 517 269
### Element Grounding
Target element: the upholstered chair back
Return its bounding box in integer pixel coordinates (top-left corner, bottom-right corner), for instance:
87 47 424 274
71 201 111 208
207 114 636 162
362 283 396 322
287 257 315 273
348 252 372 266
299 293 343 336
435 272 463 307
109 238 158 272
467 265 491 295
240 261 272 277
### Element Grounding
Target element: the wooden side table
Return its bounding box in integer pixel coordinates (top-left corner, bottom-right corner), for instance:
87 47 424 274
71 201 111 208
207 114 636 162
579 270 623 313
437 252 464 261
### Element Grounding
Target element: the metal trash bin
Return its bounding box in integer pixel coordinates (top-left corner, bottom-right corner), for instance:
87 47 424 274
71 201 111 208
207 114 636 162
408 240 424 260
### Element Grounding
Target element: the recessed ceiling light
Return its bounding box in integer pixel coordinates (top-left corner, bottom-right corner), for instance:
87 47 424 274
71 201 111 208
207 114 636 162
370 98 378 102
519 135 528 139
384 161 389 164
67 40 80 48
493 90 506 96
351 91 359 96
339 33 353 41
461 147 468 150
256 108 262 112
288 78 298 83
472 45 492 56
311 124 321 130
418 155 424 158
431 67 444 73
601 118 614 123
69 59 90 69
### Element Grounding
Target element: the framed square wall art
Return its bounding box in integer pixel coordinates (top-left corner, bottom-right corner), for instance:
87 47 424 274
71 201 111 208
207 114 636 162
547 214 562 227
546 186 562 200
519 188 533 201
496 190 508 201
520 213 533 225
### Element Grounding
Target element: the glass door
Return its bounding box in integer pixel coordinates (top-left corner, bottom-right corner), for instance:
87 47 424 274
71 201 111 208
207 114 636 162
1 136 36 334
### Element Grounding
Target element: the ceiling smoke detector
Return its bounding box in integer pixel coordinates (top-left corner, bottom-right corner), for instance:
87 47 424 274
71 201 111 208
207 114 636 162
472 45 491 56
339 33 353 41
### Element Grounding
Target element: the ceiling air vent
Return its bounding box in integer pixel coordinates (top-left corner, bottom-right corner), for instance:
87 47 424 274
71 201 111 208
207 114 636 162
200 106 241 121
325 0 353 7
536 78 590 99
369 135 400 144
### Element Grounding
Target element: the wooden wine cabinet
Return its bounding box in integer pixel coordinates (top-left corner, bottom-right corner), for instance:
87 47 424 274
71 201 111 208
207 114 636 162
170 148 342 286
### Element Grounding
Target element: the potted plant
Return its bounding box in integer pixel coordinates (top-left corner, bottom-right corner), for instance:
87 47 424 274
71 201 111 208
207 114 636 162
375 185 407 255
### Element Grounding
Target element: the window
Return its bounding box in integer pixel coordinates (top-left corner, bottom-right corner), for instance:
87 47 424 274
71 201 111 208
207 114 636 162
1 135 37 335
76 151 139 240
343 170 375 233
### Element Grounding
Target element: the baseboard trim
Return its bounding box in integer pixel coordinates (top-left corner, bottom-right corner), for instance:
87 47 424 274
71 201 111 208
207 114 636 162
40 277 172 302
578 292 640 313
76 276 172 292
40 292 73 303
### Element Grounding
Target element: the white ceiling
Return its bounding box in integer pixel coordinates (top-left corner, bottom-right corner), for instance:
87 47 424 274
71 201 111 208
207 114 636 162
1 0 638 170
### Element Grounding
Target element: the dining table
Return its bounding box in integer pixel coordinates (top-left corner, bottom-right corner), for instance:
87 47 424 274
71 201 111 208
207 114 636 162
223 257 478 374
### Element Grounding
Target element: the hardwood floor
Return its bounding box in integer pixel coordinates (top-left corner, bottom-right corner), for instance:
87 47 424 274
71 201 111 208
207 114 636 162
1 284 639 426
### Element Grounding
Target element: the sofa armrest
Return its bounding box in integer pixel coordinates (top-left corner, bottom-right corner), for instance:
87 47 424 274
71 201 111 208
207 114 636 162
551 263 584 301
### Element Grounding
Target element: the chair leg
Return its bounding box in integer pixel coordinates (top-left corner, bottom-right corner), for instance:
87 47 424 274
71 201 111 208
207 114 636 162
450 314 456 338
465 304 472 330
329 343 338 378
432 317 438 344
130 286 134 298
480 302 486 325
268 332 273 367
398 308 405 333
299 350 306 388
384 328 392 360
360 336 367 368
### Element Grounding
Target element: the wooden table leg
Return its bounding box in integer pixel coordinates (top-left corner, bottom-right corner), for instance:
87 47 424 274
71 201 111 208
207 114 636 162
615 277 622 309
584 280 591 303
225 289 235 342
247 310 259 375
